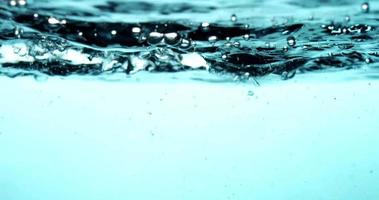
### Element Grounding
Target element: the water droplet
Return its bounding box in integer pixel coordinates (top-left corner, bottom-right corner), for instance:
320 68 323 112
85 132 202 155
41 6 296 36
208 36 218 44
147 32 164 45
287 35 296 47
231 14 237 23
164 32 181 45
361 2 369 13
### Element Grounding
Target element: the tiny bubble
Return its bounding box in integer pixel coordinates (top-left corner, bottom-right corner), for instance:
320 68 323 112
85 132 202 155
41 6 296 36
231 14 237 22
287 36 296 47
247 90 255 96
233 41 241 48
361 2 369 13
345 15 350 22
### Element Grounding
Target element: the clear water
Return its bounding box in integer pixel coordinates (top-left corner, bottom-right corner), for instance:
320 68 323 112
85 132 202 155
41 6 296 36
1 0 379 199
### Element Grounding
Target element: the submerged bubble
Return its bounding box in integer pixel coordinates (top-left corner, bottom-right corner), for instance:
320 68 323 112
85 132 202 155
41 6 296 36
179 38 192 49
287 36 296 47
164 32 181 45
8 0 27 6
201 22 210 28
48 17 66 25
9 0 16 6
361 2 369 13
231 14 237 23
243 34 250 40
147 32 164 44
247 90 255 96
345 15 350 22
281 71 296 80
208 36 218 44
233 41 241 48
14 27 24 38
132 27 142 34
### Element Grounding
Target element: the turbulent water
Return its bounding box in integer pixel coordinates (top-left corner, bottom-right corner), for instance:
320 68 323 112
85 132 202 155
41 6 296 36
0 0 378 80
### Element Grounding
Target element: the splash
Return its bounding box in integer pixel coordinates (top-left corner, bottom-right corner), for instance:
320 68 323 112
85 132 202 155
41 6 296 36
0 0 378 80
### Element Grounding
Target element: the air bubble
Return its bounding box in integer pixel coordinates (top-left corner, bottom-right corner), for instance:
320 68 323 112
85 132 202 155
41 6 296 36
9 0 16 6
147 32 164 44
361 2 369 13
287 36 296 47
201 22 210 28
233 41 241 48
281 71 296 80
243 34 250 40
345 15 350 22
247 90 254 96
14 27 23 38
208 36 218 44
18 0 26 6
8 0 27 6
179 38 192 49
164 32 181 45
111 30 117 35
132 27 142 34
48 17 66 25
231 14 237 23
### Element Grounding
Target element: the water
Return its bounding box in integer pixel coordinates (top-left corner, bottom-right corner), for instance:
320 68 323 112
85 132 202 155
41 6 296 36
1 0 379 200
0 0 378 79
